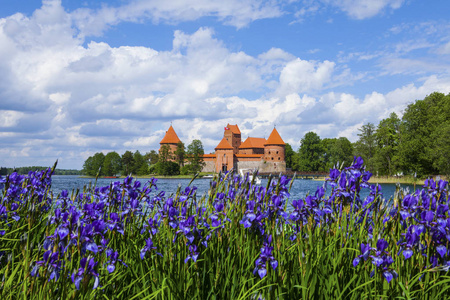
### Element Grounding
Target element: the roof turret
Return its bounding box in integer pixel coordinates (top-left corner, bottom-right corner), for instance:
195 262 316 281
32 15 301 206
160 125 181 144
264 128 285 145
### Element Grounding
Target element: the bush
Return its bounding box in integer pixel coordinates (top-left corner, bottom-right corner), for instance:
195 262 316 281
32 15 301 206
180 165 191 175
154 161 180 176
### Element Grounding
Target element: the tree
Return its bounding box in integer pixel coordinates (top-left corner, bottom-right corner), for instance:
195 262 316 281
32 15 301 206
144 150 159 165
154 161 180 176
285 143 295 170
353 123 376 172
86 152 105 176
174 141 185 167
102 152 122 176
322 137 353 170
122 151 134 175
398 92 450 176
132 150 148 175
187 139 205 174
82 156 94 176
297 132 324 172
158 145 172 164
373 112 400 176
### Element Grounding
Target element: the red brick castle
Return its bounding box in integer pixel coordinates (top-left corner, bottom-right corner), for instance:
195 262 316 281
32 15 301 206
159 124 286 173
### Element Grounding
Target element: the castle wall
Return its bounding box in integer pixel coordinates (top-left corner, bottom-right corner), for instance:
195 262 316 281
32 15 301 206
259 161 286 173
239 148 264 155
236 160 262 171
202 160 216 173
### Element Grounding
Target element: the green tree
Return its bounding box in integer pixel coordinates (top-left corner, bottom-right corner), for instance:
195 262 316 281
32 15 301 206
432 123 450 176
322 137 353 170
187 139 205 174
122 151 134 175
353 123 376 172
144 150 159 165
158 145 172 164
132 150 148 175
82 156 94 176
87 152 105 176
285 143 295 170
174 141 185 167
373 112 400 176
398 92 450 176
154 161 180 176
297 132 324 172
102 152 122 176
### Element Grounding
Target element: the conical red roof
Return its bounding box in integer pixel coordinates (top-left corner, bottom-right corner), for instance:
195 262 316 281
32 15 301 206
215 137 233 150
160 125 181 144
264 128 285 145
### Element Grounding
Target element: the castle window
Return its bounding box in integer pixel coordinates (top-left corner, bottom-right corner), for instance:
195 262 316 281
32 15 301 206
278 157 280 160
276 151 279 154
268 151 271 154
271 157 274 160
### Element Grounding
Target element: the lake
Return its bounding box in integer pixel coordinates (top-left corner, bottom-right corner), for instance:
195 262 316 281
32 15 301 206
49 175 418 203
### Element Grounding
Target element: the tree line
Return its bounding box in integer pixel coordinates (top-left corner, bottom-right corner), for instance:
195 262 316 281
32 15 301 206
0 167 81 176
287 92 450 177
81 139 205 176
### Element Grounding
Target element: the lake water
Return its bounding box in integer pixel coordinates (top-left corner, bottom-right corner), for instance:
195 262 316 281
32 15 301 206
49 175 418 203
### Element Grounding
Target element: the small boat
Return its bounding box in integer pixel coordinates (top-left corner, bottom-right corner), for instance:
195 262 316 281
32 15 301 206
202 174 214 179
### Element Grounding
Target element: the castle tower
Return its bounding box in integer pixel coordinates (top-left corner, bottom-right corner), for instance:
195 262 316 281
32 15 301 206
223 124 241 154
264 128 285 164
215 137 234 172
159 125 181 160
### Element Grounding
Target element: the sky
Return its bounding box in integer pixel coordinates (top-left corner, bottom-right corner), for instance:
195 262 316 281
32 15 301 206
1 0 450 170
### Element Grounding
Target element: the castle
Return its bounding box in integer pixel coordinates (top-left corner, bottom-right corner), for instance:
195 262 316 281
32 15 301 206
159 124 286 173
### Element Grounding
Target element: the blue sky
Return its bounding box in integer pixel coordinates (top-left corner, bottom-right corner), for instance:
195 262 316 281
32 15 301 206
1 0 450 169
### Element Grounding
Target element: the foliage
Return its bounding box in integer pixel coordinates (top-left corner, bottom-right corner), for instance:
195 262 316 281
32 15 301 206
373 112 401 176
186 139 205 174
132 151 149 176
153 161 180 176
174 142 185 167
0 167 80 175
102 152 122 176
158 145 172 164
180 165 191 175
82 152 105 176
2 158 450 299
353 123 376 172
121 151 134 175
399 92 450 177
284 143 295 170
144 150 159 166
297 132 324 171
322 137 354 170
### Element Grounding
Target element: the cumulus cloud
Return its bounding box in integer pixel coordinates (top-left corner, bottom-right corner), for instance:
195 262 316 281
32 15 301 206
0 0 449 168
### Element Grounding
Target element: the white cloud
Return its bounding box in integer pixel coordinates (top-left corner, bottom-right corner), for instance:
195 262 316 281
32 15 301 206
70 0 284 36
277 59 335 95
1 0 449 169
325 0 405 19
